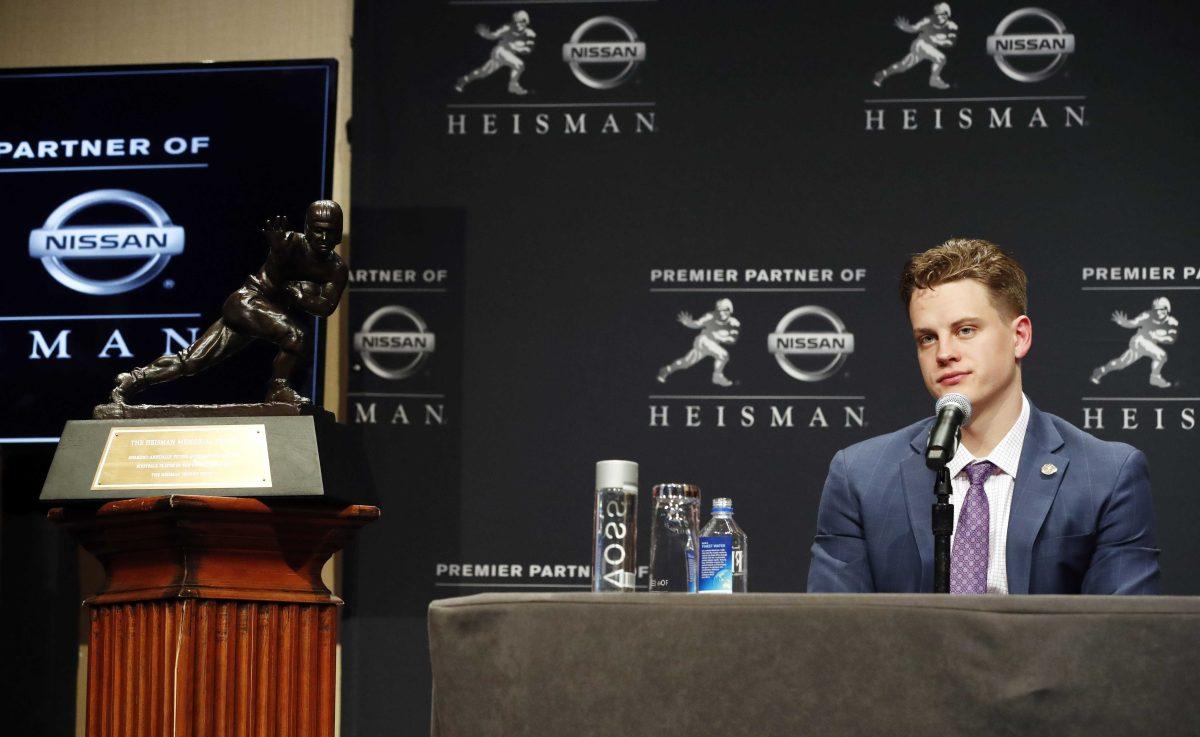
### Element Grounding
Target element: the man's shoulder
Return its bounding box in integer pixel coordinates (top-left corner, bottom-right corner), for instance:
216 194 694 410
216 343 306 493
835 417 930 466
1038 406 1142 465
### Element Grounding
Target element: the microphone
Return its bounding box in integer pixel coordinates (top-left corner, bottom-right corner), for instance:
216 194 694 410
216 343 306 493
926 393 972 470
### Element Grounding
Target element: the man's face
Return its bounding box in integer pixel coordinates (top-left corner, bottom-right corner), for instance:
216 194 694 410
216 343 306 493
935 11 949 23
1154 306 1170 320
716 307 731 321
908 279 1030 414
305 216 341 253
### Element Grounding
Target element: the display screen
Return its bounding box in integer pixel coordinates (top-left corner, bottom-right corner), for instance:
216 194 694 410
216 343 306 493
0 60 336 441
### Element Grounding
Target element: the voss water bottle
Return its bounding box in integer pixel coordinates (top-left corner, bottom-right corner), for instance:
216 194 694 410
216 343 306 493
592 460 638 592
648 483 700 592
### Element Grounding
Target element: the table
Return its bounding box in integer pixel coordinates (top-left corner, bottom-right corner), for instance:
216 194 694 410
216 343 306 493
428 593 1200 737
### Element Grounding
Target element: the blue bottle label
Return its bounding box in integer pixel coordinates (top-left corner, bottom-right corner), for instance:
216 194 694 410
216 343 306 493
699 535 734 594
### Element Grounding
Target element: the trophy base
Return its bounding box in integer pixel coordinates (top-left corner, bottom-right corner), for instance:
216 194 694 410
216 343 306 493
93 401 317 420
42 408 366 502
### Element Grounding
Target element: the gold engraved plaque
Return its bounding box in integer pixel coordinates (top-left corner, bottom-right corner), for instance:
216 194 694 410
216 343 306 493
91 424 273 491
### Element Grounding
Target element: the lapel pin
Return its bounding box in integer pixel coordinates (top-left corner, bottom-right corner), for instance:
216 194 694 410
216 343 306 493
1041 463 1058 477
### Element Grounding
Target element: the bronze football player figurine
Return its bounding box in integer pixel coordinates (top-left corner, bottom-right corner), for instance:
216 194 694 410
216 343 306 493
106 200 347 410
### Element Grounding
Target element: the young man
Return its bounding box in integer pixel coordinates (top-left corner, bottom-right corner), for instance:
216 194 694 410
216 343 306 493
807 239 1160 594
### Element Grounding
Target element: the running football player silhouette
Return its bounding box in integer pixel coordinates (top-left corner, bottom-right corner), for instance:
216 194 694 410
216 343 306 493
455 10 537 96
1090 297 1180 388
657 298 740 387
873 3 958 90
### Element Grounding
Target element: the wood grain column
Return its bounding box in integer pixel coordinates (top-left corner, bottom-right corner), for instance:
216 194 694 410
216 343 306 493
51 495 379 737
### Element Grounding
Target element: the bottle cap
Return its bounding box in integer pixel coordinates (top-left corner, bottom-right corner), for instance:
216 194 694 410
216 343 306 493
712 497 733 512
595 460 638 493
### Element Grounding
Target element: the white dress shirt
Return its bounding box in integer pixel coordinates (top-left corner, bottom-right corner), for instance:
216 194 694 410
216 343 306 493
945 394 1030 595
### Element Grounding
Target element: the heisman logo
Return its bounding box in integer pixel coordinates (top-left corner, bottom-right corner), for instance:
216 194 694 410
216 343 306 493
28 189 185 296
454 9 537 95
872 3 958 90
354 305 437 380
562 16 646 90
768 306 855 382
1090 298 1180 389
657 298 740 387
986 8 1075 83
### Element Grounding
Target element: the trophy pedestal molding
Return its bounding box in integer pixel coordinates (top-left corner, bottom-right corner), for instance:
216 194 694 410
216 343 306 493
50 495 379 737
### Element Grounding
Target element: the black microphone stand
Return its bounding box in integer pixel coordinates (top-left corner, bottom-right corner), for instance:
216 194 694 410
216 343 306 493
932 465 953 593
927 401 966 592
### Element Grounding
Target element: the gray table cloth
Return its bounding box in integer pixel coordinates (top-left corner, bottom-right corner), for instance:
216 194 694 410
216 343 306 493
428 593 1200 737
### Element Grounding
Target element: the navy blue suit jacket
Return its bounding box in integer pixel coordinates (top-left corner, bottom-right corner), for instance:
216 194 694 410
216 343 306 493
807 403 1161 594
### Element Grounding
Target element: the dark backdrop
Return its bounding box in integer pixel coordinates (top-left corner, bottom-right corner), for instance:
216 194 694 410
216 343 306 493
357 1 1198 734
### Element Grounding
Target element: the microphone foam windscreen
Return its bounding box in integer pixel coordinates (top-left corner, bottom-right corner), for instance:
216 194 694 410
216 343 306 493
935 392 973 426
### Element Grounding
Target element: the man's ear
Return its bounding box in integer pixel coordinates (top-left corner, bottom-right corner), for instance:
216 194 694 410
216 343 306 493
1012 314 1032 360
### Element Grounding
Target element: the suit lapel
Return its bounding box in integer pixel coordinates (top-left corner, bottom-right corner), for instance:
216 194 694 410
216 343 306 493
1006 404 1068 594
902 423 935 592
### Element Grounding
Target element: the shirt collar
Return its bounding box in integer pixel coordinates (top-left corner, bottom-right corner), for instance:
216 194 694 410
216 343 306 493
945 394 1030 479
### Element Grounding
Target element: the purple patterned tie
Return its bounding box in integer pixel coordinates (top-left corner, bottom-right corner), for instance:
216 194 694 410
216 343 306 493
950 460 996 594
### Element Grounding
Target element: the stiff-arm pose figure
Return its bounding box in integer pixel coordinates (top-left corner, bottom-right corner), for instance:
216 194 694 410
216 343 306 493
1091 297 1179 388
110 200 348 406
454 10 536 95
657 298 740 387
872 3 958 90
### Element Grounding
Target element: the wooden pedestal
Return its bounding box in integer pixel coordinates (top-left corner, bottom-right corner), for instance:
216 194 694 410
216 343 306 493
50 495 379 737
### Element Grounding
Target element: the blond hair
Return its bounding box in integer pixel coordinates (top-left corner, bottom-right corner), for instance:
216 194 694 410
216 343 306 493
899 238 1027 318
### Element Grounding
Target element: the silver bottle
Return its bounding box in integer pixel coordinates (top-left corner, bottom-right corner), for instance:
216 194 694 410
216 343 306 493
592 460 638 592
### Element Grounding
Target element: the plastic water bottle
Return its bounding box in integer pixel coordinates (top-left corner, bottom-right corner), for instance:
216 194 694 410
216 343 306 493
592 460 638 592
648 483 700 592
698 497 748 593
